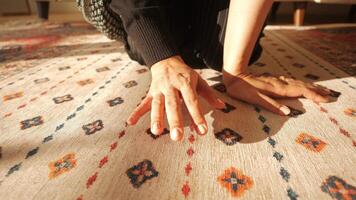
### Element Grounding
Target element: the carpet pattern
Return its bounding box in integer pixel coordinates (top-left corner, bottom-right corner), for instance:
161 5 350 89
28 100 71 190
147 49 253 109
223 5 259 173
273 27 356 76
0 20 103 81
0 22 355 200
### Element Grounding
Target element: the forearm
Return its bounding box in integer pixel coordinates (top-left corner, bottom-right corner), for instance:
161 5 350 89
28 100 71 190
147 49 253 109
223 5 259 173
223 0 272 76
110 0 178 67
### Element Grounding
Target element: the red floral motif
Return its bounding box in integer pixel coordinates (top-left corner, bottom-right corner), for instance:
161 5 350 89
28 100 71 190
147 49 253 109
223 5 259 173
182 181 191 198
188 134 195 144
187 147 194 157
339 128 350 137
118 130 125 138
185 163 192 176
329 117 338 125
86 172 98 189
99 156 108 168
17 104 26 109
110 142 118 152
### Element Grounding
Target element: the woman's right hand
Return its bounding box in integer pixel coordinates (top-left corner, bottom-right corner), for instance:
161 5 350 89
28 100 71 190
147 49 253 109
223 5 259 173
127 56 226 141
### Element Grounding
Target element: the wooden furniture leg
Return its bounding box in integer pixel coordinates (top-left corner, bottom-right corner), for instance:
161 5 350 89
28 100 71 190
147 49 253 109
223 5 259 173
293 2 307 26
36 0 50 20
270 2 281 21
348 5 356 21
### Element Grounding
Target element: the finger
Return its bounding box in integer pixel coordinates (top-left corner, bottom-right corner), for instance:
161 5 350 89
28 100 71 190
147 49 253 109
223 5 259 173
185 106 199 134
150 94 165 135
164 89 184 141
226 80 290 116
310 86 330 96
127 95 152 125
254 92 291 116
180 84 208 135
246 76 287 98
311 84 331 96
302 88 329 103
197 76 226 109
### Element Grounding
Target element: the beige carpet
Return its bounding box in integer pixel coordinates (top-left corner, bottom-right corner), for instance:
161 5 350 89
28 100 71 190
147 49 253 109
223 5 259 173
0 21 355 200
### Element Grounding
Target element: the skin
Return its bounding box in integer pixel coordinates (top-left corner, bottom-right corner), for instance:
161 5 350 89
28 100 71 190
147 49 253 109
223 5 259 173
127 0 331 141
222 0 330 115
127 56 226 141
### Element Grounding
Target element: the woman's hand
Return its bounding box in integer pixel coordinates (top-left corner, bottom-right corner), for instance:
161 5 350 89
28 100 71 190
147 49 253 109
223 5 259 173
127 56 225 141
222 71 331 115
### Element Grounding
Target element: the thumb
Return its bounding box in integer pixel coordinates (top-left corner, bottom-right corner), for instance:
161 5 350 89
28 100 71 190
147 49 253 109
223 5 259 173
197 76 226 109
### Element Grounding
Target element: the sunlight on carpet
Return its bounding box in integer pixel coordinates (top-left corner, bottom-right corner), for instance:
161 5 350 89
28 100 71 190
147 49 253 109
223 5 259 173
0 21 355 200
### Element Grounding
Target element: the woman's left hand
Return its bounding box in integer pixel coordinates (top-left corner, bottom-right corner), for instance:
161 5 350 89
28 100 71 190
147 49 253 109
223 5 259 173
222 71 331 115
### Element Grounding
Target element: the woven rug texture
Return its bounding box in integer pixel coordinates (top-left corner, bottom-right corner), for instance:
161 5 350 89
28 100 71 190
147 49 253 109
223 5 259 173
0 21 355 200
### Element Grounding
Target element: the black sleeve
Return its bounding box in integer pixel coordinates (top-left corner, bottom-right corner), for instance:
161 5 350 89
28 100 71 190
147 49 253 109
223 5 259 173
110 0 178 67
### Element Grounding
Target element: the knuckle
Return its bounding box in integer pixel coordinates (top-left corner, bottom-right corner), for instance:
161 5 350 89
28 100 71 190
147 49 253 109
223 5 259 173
193 115 205 124
151 98 161 105
169 121 182 129
167 98 178 108
161 86 175 95
151 93 163 101
275 85 287 96
186 95 198 105
180 78 191 88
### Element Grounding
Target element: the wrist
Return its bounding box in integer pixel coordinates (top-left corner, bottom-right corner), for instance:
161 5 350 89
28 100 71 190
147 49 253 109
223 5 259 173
223 59 249 76
222 67 251 87
151 55 185 72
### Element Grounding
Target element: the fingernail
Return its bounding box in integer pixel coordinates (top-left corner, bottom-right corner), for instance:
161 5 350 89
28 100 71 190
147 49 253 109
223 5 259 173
171 128 183 141
280 106 291 115
217 99 226 109
151 122 160 135
197 124 207 135
126 119 133 125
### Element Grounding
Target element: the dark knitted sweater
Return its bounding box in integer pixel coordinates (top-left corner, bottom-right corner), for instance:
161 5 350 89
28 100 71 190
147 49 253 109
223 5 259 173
78 0 264 69
109 0 188 67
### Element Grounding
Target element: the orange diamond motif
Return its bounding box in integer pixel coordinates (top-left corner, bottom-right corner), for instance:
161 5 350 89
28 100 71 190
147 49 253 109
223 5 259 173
3 91 23 101
296 133 326 152
48 153 77 179
77 79 94 86
217 167 253 197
